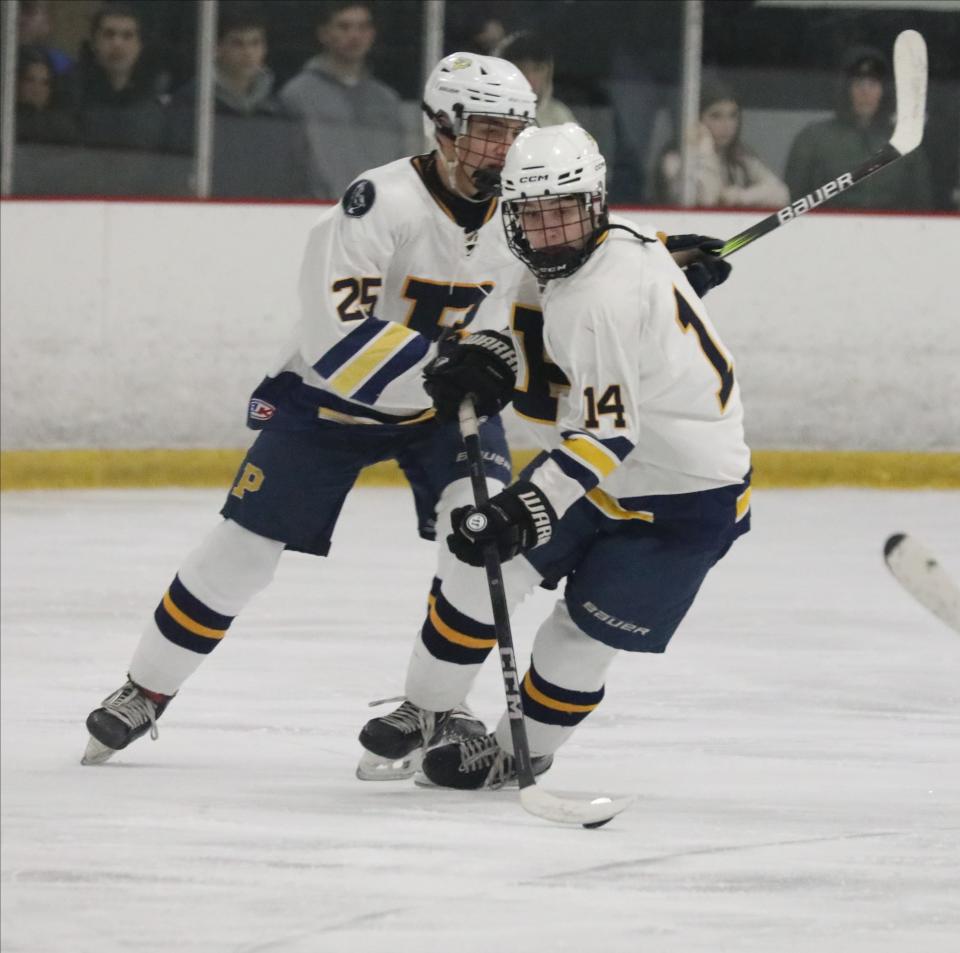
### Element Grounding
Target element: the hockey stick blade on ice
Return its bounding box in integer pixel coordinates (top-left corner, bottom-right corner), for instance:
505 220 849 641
719 29 928 258
883 534 960 635
458 397 631 828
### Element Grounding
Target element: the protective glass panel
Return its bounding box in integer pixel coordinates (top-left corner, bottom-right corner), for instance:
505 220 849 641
693 1 957 212
8 0 424 199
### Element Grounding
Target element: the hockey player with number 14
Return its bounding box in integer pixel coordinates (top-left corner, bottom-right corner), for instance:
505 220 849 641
396 124 753 790
81 53 539 772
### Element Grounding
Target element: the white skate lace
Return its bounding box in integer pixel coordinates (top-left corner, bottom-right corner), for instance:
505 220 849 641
458 736 512 789
379 700 434 738
105 687 160 741
367 697 478 742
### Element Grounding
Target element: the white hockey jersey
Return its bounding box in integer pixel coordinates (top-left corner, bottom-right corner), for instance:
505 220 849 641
259 156 531 427
517 216 751 518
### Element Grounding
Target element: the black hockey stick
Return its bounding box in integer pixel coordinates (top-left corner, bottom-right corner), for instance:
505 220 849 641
458 397 631 828
718 30 927 258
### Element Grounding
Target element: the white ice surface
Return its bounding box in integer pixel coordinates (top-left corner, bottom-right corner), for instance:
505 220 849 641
2 486 959 953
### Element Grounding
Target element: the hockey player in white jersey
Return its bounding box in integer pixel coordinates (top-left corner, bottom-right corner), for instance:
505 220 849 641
81 53 538 774
394 124 752 789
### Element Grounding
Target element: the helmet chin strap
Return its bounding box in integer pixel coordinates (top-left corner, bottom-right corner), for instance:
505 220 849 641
433 125 498 203
439 148 497 203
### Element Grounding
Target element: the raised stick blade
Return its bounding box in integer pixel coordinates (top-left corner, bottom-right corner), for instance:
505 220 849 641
884 533 960 635
890 30 928 156
520 786 632 829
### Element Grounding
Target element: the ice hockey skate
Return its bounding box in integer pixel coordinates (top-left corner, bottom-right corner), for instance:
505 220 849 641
81 679 172 765
419 731 554 790
356 698 487 780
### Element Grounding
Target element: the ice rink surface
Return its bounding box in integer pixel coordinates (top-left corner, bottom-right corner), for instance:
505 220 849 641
2 485 958 953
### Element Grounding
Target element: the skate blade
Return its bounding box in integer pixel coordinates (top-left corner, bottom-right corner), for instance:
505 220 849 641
412 771 522 790
355 749 422 781
81 735 118 766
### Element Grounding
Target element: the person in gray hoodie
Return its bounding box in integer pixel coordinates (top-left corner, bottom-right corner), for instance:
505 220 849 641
166 3 309 198
784 44 933 211
279 1 403 199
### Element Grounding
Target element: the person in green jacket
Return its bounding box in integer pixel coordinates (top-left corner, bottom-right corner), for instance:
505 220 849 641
785 45 934 211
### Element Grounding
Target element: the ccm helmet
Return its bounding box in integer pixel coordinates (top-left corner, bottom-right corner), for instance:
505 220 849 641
501 123 608 280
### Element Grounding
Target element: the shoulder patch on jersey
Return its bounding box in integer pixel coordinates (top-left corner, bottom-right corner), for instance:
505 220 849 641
342 179 376 217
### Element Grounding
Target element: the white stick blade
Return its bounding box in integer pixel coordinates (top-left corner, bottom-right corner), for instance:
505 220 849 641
890 30 927 155
884 533 960 634
520 786 632 828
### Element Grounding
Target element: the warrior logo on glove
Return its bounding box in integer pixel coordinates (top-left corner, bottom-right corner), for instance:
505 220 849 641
423 330 518 423
465 511 490 533
448 480 557 566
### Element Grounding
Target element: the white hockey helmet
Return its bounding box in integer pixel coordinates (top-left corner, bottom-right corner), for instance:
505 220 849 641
501 123 609 280
422 52 537 142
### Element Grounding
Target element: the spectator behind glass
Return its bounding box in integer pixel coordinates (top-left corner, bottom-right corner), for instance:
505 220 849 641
495 31 575 128
16 45 78 145
279 1 403 199
165 2 309 198
655 75 789 208
168 3 284 129
17 1 73 76
470 17 507 55
785 45 934 210
62 2 170 151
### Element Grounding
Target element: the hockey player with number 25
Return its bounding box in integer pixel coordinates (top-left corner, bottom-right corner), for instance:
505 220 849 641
81 53 540 770
396 124 754 790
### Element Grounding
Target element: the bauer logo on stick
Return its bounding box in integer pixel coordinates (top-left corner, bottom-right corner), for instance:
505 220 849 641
777 173 854 224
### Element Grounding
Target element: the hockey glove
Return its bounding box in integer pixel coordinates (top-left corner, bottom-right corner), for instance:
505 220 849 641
665 234 732 298
423 330 518 423
447 481 557 566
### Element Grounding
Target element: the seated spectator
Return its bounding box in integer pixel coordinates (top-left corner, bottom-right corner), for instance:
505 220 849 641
279 1 403 199
16 46 78 145
169 3 283 124
17 1 73 76
445 7 507 56
656 75 789 208
495 31 575 128
165 2 309 198
785 45 933 211
62 2 169 151
468 16 507 56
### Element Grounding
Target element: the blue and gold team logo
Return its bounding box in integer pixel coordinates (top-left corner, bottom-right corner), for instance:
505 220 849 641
450 57 472 70
342 179 376 217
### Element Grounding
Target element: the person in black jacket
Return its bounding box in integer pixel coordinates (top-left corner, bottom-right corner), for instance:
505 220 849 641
15 46 77 145
62 2 169 152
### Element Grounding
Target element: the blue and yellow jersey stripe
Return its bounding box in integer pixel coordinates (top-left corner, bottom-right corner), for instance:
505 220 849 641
314 317 430 405
585 488 655 522
549 431 634 493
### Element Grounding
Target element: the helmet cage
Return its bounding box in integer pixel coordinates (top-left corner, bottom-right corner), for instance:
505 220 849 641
503 191 608 281
421 54 537 196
